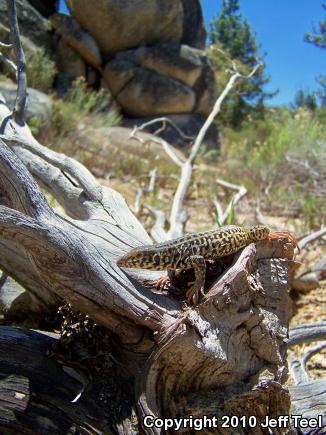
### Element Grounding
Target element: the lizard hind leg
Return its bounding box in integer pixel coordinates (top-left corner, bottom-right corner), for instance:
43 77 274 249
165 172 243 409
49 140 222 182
184 255 206 305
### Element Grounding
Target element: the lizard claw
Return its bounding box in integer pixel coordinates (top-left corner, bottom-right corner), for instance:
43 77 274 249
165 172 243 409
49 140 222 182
186 285 203 305
156 276 170 291
268 231 300 253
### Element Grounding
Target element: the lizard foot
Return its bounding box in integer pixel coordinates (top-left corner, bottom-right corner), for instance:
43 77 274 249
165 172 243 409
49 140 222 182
268 231 300 253
155 276 170 291
186 284 204 305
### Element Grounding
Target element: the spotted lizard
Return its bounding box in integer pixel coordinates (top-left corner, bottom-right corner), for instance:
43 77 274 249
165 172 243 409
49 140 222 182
117 224 299 304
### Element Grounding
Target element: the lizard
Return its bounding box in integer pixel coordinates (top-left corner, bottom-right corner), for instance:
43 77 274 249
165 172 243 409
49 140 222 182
117 224 299 304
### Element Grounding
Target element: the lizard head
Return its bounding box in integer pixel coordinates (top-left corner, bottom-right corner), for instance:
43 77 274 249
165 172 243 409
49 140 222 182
247 225 300 252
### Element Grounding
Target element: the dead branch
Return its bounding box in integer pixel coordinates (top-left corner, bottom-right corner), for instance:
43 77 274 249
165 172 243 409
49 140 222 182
288 322 326 347
299 227 326 250
290 359 309 385
6 0 27 125
0 41 12 49
133 168 157 215
130 126 184 167
0 51 17 74
291 256 326 292
143 204 168 242
286 154 320 178
298 257 326 280
131 65 261 239
302 342 326 371
213 178 247 225
289 379 326 431
167 64 261 238
130 117 194 141
287 322 326 426
2 129 103 202
0 112 295 426
0 326 129 433
290 342 326 385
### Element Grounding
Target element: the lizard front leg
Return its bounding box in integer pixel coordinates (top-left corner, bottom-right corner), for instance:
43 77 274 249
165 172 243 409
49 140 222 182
184 255 206 304
156 268 176 290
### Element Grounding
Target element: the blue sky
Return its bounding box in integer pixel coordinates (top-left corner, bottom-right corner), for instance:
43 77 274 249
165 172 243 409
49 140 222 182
59 0 324 106
201 1 325 105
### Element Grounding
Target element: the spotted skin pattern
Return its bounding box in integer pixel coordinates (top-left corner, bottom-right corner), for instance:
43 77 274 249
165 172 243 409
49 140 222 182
117 225 297 304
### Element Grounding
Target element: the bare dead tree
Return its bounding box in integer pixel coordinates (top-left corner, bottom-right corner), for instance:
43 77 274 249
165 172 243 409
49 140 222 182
5 0 27 125
131 64 261 239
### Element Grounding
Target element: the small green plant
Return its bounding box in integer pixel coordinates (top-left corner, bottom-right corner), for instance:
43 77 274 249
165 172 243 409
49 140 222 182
28 116 43 136
215 214 222 227
50 77 121 141
215 200 234 227
25 47 57 92
198 143 219 161
223 106 326 226
67 77 101 114
226 200 234 225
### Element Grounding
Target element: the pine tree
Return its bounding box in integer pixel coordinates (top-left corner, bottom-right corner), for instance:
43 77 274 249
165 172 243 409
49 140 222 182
292 89 318 112
209 0 274 127
304 3 326 107
304 3 326 49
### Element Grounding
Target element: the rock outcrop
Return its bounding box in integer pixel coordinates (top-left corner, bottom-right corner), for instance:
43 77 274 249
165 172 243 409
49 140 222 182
55 38 87 94
50 13 102 70
180 0 206 49
0 81 53 126
66 0 184 56
59 0 216 121
0 0 52 49
103 44 216 117
27 0 57 18
0 0 219 147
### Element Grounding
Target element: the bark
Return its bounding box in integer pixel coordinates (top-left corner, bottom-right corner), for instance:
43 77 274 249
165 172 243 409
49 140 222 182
287 322 326 433
289 380 326 433
0 118 296 434
0 326 131 434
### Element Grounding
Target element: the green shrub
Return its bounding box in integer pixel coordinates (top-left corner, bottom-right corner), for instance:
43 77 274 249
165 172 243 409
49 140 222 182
224 107 326 226
67 77 101 114
51 77 121 139
25 47 57 92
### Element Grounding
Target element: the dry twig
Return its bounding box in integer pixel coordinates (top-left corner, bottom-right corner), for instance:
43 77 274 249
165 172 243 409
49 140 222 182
133 168 157 214
213 178 247 225
299 227 326 250
6 0 27 125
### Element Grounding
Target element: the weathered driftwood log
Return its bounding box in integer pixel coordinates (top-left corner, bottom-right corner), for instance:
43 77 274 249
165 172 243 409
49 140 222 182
0 130 295 433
